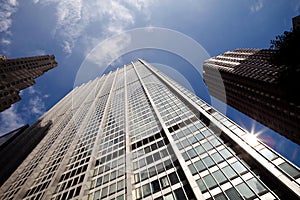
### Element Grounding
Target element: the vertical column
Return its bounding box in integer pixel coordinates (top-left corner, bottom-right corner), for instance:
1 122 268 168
132 62 205 200
124 65 133 200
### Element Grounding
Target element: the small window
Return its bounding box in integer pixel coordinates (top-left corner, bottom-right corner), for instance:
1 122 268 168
225 188 242 200
211 152 223 163
160 176 170 188
203 156 215 168
222 166 237 179
278 162 300 178
246 178 266 194
236 182 255 199
168 172 179 185
212 170 227 184
231 162 247 175
196 178 207 192
135 187 142 199
194 160 205 172
151 180 160 193
203 174 217 189
187 148 197 158
142 183 151 197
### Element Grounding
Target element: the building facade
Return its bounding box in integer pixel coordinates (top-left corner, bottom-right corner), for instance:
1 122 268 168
0 55 57 112
1 60 300 200
203 48 300 145
293 15 300 30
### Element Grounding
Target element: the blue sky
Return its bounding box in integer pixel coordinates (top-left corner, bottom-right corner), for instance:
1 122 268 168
0 0 300 166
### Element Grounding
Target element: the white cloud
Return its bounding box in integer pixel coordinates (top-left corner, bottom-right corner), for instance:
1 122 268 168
250 0 264 13
0 105 24 135
29 96 46 115
1 38 11 45
0 0 18 33
34 0 156 54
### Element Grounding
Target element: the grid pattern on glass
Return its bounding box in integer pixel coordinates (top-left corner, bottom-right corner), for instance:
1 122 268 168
133 64 198 200
88 69 127 200
1 79 98 200
140 63 278 200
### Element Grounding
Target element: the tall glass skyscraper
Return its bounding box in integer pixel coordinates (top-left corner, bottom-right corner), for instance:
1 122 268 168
1 60 300 200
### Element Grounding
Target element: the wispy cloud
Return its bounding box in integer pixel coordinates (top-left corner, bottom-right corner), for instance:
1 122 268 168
0 105 24 135
0 0 18 52
1 38 11 45
34 0 156 54
24 86 49 117
250 0 264 13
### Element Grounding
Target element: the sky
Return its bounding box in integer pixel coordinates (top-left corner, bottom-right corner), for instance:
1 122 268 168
0 0 300 166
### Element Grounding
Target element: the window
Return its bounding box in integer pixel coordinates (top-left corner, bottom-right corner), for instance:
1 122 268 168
246 178 266 194
260 148 278 160
195 145 205 155
236 182 255 199
225 187 242 200
135 187 142 199
168 172 179 185
278 162 300 178
219 148 232 159
203 156 214 168
174 188 186 200
187 148 197 158
231 161 247 175
212 170 227 184
222 166 237 179
194 160 205 172
211 152 223 163
196 178 207 192
188 164 197 175
151 180 160 193
203 174 217 189
142 184 151 197
160 176 170 188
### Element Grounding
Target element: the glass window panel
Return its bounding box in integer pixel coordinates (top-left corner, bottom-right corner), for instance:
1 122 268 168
149 166 156 177
168 172 179 185
110 171 116 180
203 174 217 189
187 148 197 158
103 174 109 183
195 133 204 141
278 162 300 178
260 148 278 161
101 186 108 198
225 188 243 200
220 148 233 159
156 163 164 173
134 173 140 183
212 170 227 184
195 145 205 155
160 176 170 188
236 182 255 199
202 129 212 137
135 187 142 199
203 156 215 168
222 166 237 179
211 152 223 163
93 190 100 200
188 136 197 144
109 183 116 195
165 193 175 200
117 179 125 191
194 160 205 172
140 170 148 181
151 180 160 193
181 139 190 148
246 177 266 194
231 161 247 175
146 155 154 165
196 178 207 192
142 183 151 197
174 188 187 200
202 141 213 151
182 152 189 161
160 149 169 157
96 177 102 186
153 152 161 161
214 193 227 200
188 164 197 175
139 158 146 168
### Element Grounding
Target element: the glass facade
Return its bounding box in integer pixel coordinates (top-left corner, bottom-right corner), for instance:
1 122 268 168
1 60 300 200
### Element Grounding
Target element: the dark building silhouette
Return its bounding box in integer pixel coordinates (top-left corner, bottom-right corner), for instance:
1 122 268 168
1 60 300 200
203 48 300 144
0 55 57 112
0 122 51 187
293 15 300 30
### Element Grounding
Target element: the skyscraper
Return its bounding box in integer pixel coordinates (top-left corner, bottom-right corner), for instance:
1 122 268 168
0 54 57 112
1 60 300 200
203 48 300 145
